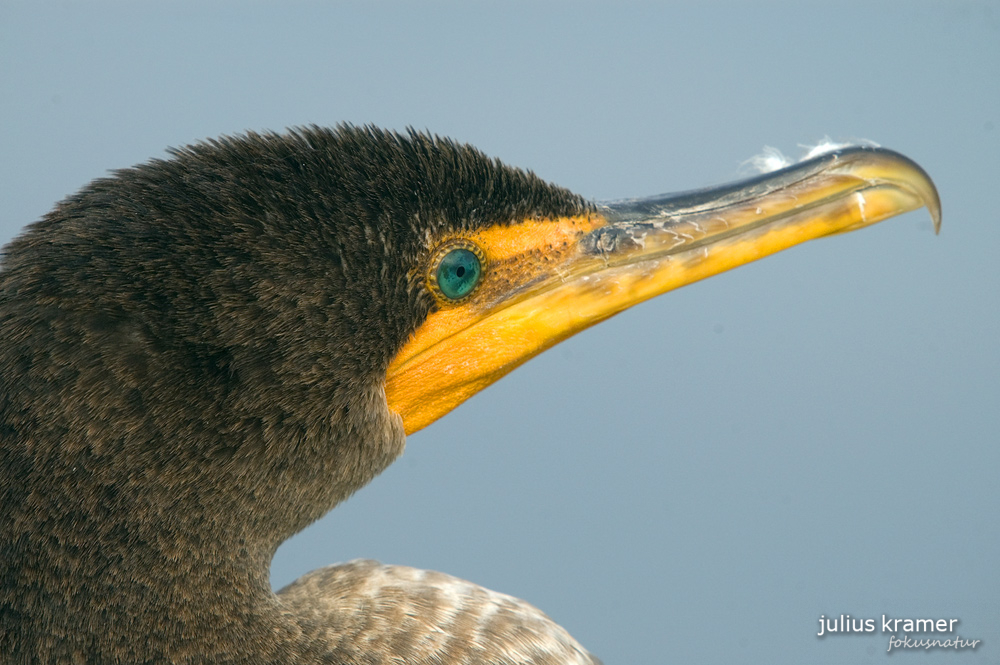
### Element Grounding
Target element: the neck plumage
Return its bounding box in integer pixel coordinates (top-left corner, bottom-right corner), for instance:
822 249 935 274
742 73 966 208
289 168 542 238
0 301 406 661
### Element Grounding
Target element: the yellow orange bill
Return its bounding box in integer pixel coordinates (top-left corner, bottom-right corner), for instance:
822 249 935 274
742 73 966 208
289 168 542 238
386 146 941 434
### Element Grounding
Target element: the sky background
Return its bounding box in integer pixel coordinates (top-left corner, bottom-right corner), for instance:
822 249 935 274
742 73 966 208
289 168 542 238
2 2 998 663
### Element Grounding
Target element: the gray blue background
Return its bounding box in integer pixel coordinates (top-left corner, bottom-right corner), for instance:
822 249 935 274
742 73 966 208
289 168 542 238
2 2 997 663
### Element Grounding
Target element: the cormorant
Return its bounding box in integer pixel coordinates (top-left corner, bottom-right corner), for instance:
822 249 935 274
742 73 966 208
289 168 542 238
0 126 939 663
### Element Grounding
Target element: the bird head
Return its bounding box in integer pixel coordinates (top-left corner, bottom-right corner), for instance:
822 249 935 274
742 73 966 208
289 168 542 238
1 125 939 543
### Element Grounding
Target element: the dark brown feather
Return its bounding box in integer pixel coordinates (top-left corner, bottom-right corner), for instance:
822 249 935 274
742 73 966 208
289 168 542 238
0 126 591 663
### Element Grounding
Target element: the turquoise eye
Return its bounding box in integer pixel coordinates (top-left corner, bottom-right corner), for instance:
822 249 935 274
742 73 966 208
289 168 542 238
429 241 485 303
436 248 482 300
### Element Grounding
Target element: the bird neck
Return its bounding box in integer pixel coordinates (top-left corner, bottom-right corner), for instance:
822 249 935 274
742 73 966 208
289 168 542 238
1 369 406 661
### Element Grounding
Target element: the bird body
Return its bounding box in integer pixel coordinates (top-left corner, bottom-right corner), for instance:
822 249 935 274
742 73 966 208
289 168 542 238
0 126 938 663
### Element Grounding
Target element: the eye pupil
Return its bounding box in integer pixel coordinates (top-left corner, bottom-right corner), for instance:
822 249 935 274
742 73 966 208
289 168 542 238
436 247 482 301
